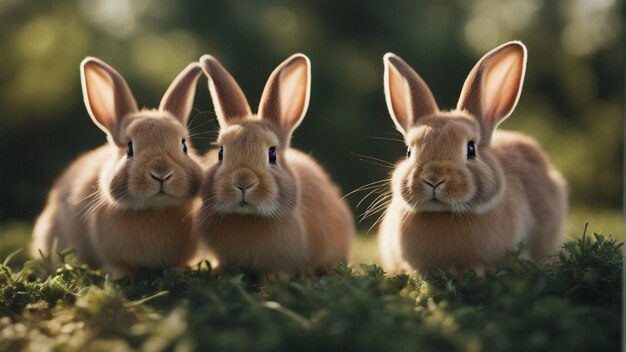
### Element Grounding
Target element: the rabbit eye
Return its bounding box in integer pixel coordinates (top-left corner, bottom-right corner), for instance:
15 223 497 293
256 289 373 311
218 146 223 161
127 142 134 158
467 141 476 160
268 147 277 164
182 139 188 155
406 146 411 158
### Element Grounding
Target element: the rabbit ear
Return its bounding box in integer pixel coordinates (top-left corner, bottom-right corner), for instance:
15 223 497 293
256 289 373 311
159 62 203 126
457 41 527 144
199 55 252 128
258 54 311 142
383 53 439 136
81 57 139 144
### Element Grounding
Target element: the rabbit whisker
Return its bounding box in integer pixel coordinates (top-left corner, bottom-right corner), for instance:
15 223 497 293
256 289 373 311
366 207 390 235
367 135 405 143
359 193 392 222
343 179 389 199
352 153 396 169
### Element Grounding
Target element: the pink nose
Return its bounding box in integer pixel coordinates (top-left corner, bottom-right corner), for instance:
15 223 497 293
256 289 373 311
231 168 259 193
151 170 173 183
234 182 256 192
422 177 445 189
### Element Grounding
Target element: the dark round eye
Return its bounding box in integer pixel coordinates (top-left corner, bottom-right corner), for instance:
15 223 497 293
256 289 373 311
218 146 223 161
467 141 476 160
268 146 277 164
182 139 188 155
127 141 133 158
406 146 411 158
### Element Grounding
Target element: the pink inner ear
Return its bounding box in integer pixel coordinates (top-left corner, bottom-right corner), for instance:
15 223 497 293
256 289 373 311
483 54 523 122
387 64 411 129
279 63 308 129
85 67 117 130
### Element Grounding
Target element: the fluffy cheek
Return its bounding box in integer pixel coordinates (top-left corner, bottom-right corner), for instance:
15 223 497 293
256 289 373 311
124 159 159 198
271 167 297 214
392 161 423 209
214 173 239 206
466 156 505 212
105 158 131 202
199 165 219 207
181 159 203 198
249 172 279 206
437 167 475 203
161 160 202 198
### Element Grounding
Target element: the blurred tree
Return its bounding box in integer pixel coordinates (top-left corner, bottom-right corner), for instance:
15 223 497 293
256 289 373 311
0 0 622 229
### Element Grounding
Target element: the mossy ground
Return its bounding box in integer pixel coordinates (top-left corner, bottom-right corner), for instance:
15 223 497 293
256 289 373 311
0 225 622 352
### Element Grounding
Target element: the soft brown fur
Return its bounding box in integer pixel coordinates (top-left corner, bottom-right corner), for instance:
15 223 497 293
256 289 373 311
31 58 204 278
195 54 354 276
378 42 567 275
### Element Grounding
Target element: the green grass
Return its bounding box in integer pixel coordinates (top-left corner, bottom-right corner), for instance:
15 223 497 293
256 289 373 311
566 207 623 241
0 223 622 352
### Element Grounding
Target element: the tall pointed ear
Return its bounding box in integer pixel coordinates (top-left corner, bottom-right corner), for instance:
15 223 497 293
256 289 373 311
80 57 138 144
257 53 311 141
199 55 252 128
159 62 203 126
457 41 527 144
383 53 439 137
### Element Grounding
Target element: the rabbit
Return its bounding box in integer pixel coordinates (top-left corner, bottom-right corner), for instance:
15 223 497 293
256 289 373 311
31 57 204 278
378 41 567 275
195 53 355 277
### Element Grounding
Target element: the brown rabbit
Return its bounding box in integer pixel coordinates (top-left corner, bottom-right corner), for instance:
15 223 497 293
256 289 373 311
31 58 204 278
378 41 567 275
195 54 354 276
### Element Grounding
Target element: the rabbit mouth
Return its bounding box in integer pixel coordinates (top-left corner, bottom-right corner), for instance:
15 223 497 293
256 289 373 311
216 197 280 216
218 194 257 214
423 197 450 208
227 201 258 215
114 192 186 210
154 191 175 199
149 190 185 202
148 185 176 198
404 196 454 212
413 197 473 213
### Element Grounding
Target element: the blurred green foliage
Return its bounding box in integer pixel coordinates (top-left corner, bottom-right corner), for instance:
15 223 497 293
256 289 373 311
0 0 622 230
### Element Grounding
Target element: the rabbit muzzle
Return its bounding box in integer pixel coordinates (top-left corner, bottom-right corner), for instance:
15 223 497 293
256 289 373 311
400 160 474 212
231 168 259 202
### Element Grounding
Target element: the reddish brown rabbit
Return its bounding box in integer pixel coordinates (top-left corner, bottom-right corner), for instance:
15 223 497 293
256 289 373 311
195 54 354 276
31 58 204 278
378 42 567 275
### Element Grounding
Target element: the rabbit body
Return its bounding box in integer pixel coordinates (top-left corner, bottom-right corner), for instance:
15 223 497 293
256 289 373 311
380 128 567 274
379 42 567 274
201 147 352 274
196 54 354 276
33 144 198 272
32 59 204 277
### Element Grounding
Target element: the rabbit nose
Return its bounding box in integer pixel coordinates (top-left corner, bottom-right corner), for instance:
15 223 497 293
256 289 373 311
150 169 173 182
234 182 256 193
423 177 445 189
232 169 258 193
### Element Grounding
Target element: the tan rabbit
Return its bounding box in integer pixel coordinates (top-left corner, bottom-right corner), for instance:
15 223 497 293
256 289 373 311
195 54 354 276
378 41 567 275
31 58 204 278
